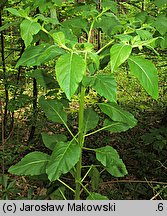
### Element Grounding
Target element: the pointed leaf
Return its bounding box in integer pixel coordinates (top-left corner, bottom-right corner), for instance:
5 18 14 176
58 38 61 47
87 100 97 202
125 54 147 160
39 96 67 124
56 53 86 100
84 108 99 134
88 166 100 191
93 74 117 102
153 14 167 36
103 119 131 133
155 0 167 8
47 141 81 181
86 192 108 200
31 70 57 89
37 45 65 63
52 31 65 45
128 56 158 99
6 8 23 17
16 44 63 68
110 44 132 72
50 186 65 200
99 102 137 128
95 13 121 36
16 44 46 67
20 19 41 47
42 133 67 151
96 146 128 177
8 152 49 176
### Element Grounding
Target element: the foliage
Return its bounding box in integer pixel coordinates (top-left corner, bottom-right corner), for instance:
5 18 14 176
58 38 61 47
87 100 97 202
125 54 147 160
0 0 165 200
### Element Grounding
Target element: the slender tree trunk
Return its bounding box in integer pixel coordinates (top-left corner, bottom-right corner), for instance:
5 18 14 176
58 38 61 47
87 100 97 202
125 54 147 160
10 42 25 132
28 8 40 143
0 9 8 138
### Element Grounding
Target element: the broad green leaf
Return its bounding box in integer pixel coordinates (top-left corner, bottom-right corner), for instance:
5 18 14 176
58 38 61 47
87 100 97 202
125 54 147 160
82 76 94 88
62 17 87 36
52 32 65 46
102 0 118 13
88 166 100 191
153 14 167 36
103 119 131 133
39 96 67 124
6 8 23 17
96 146 128 177
37 45 65 63
42 133 67 151
20 19 41 47
16 44 47 67
95 13 121 36
155 0 167 8
110 44 132 72
136 29 153 40
88 52 99 70
56 53 86 100
135 11 148 23
0 22 19 32
93 74 116 102
86 192 108 200
31 70 57 89
52 0 62 6
99 102 137 128
128 56 158 99
50 186 65 200
37 14 59 25
84 108 99 134
47 141 81 181
8 152 49 176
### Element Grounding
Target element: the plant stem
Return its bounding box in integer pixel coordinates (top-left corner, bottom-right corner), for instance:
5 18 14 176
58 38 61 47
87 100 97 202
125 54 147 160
75 85 85 200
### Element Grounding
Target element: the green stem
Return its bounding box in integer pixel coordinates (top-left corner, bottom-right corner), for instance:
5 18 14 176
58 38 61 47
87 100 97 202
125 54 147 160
58 179 75 193
75 85 85 200
96 39 114 55
85 123 116 137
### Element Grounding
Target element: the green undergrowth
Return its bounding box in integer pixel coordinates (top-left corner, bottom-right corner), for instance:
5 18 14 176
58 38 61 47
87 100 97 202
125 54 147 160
1 52 167 200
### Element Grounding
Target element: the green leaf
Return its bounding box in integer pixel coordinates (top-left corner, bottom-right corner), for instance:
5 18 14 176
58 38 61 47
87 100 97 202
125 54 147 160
52 31 65 46
31 70 57 90
128 56 158 99
62 17 87 37
56 53 86 100
155 0 167 8
95 13 121 36
50 186 65 200
96 146 128 177
88 166 100 191
153 14 167 36
93 74 117 102
20 19 41 47
42 133 67 151
39 96 67 124
84 108 99 134
6 8 23 17
103 119 131 133
16 44 47 67
110 44 132 72
52 0 62 6
47 141 81 181
101 0 118 13
99 102 137 128
37 45 65 64
88 52 99 70
8 152 49 176
0 22 19 32
86 192 108 200
136 29 153 40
